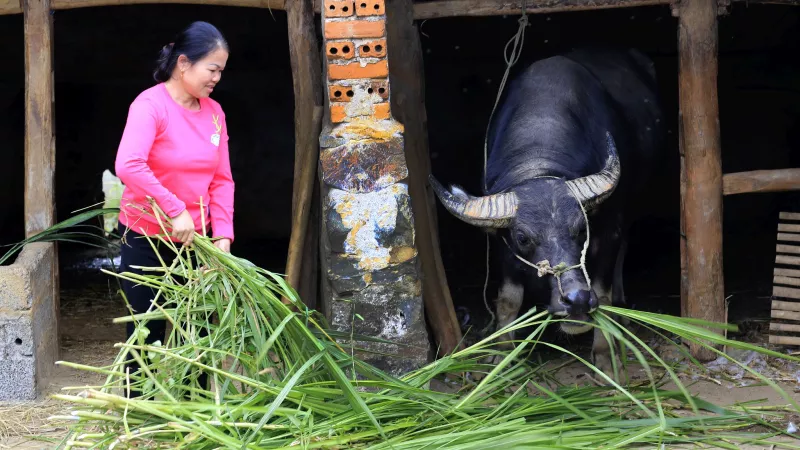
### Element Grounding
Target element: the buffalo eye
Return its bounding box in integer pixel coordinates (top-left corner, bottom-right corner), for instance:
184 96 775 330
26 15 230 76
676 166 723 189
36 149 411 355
515 231 531 248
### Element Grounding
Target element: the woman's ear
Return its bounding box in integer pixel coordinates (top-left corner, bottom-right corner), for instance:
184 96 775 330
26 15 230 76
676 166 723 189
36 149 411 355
177 54 191 72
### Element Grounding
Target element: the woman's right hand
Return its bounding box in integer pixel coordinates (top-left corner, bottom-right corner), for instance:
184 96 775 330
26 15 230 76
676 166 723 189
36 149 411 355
171 210 195 246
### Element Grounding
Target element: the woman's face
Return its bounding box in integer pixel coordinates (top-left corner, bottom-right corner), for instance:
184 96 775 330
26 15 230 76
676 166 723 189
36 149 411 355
177 47 228 98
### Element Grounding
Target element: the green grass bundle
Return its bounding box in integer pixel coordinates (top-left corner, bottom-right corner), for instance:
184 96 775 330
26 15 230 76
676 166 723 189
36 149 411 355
5 208 800 449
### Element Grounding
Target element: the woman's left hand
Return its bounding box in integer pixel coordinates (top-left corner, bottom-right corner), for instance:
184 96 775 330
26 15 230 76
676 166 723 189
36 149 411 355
214 238 231 253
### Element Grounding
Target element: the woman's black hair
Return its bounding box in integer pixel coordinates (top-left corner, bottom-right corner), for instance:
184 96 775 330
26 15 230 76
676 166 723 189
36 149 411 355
153 21 229 83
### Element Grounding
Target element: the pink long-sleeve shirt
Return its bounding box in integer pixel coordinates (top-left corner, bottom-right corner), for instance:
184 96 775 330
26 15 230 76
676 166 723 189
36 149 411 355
115 83 235 242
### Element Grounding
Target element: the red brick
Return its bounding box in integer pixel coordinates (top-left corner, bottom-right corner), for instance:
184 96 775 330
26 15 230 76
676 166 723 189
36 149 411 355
369 81 389 100
326 41 355 60
356 0 385 16
331 104 347 123
358 39 387 58
374 102 390 120
328 60 388 80
325 0 354 17
324 19 385 39
329 85 355 102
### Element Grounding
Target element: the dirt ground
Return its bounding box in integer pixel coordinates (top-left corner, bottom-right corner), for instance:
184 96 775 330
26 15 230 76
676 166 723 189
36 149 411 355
3 257 800 449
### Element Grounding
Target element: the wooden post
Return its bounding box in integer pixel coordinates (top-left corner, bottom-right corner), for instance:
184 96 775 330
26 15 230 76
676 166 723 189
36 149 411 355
24 0 55 237
677 0 725 361
285 0 324 307
385 0 463 357
23 0 60 369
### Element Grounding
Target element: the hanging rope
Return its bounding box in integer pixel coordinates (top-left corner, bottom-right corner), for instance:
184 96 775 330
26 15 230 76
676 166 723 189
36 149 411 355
500 192 592 299
481 4 529 332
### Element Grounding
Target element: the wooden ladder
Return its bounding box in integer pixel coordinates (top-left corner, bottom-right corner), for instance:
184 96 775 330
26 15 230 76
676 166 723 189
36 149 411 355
769 212 800 346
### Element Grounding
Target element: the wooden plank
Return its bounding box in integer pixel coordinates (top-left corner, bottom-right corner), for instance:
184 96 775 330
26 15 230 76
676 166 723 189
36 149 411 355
778 232 800 243
778 244 800 255
774 285 800 300
770 322 800 333
777 255 800 266
775 276 800 288
775 267 800 278
771 309 800 322
780 212 800 221
770 334 800 346
779 223 800 233
723 169 800 196
284 0 323 307
0 0 20 14
678 0 724 362
773 300 800 312
386 0 463 357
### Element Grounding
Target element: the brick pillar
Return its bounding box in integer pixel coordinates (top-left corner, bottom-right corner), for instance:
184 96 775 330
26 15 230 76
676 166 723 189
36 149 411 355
318 0 431 375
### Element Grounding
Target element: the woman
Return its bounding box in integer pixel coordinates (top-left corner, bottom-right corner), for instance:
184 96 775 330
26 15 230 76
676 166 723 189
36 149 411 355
114 21 234 392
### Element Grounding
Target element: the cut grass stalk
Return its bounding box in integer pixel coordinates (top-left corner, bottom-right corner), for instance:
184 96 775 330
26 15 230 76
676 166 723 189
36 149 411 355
5 206 800 448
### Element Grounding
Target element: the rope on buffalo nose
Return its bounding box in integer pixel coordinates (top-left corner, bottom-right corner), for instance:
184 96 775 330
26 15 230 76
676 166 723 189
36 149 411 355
500 193 593 300
480 3 529 334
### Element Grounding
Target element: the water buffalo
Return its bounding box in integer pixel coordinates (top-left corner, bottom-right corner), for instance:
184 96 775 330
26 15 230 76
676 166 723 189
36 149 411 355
429 47 665 377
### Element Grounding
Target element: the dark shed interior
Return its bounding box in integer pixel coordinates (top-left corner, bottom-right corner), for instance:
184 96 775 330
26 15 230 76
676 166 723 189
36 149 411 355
0 2 798 343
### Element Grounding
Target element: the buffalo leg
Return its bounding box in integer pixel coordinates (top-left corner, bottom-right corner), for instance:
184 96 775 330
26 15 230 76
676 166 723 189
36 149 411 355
612 237 628 307
494 276 525 347
588 212 625 380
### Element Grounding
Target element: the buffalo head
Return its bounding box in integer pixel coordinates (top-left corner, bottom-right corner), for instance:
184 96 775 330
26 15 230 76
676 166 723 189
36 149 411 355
429 132 621 335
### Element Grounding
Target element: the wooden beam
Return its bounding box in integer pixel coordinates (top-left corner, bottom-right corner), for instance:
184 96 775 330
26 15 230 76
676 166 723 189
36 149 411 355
284 0 324 306
1 0 20 14
677 0 725 362
412 0 670 19
5 0 799 17
386 0 464 358
722 169 800 196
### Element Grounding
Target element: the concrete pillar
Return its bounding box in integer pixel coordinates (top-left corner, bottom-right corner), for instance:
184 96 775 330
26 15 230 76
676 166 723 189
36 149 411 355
0 0 59 401
318 0 431 375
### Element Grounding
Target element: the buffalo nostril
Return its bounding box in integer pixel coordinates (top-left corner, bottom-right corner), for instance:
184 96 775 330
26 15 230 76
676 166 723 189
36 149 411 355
563 290 592 314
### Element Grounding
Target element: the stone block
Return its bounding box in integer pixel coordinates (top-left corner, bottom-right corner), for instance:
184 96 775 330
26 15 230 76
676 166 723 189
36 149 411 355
324 185 416 271
368 80 389 100
0 243 55 311
331 104 347 123
330 280 429 375
324 20 385 40
358 39 387 58
373 103 390 120
327 253 419 295
320 138 407 193
356 0 385 16
324 184 415 257
325 0 355 17
329 84 355 102
328 61 389 81
326 41 355 60
0 242 58 401
0 305 58 401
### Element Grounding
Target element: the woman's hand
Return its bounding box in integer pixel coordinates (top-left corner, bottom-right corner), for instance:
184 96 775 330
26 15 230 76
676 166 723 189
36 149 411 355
214 238 231 253
171 210 195 246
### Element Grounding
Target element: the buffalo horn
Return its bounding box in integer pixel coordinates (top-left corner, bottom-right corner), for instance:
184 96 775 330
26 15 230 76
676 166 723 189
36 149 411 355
565 131 621 209
428 175 517 228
